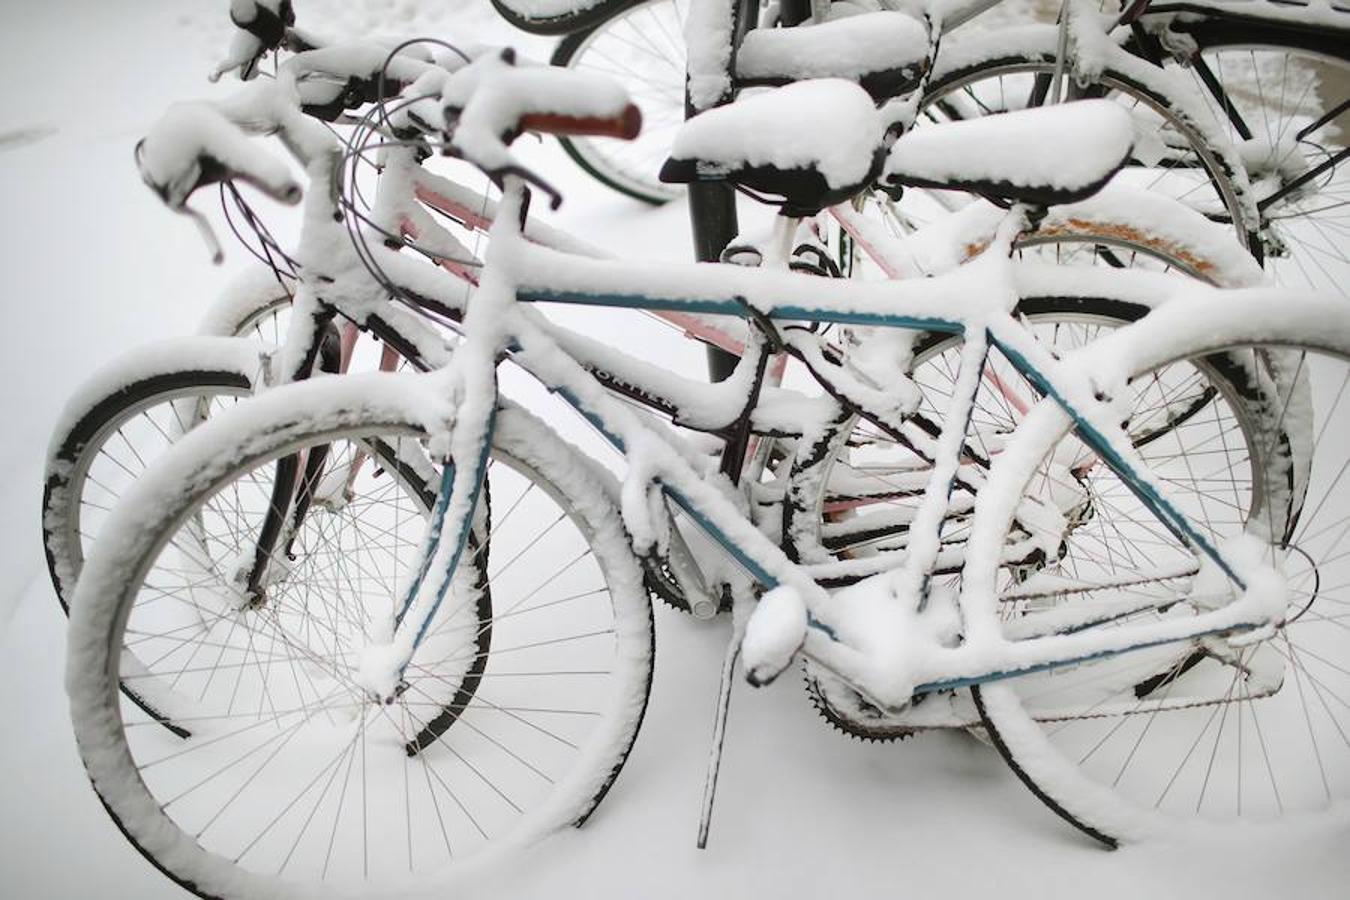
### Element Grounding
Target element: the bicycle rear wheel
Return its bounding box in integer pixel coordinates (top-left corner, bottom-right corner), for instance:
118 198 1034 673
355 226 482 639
67 380 654 899
552 0 689 204
1162 21 1350 299
920 29 1257 252
969 299 1349 838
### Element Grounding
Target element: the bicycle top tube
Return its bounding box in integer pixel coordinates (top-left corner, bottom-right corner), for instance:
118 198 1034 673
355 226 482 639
510 239 987 334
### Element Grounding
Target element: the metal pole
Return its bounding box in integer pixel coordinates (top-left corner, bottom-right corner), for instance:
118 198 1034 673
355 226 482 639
685 0 761 383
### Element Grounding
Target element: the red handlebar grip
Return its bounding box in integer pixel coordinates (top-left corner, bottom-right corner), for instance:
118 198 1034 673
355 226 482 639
519 103 642 140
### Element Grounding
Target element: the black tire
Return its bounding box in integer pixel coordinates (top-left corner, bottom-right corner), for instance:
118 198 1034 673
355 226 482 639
966 304 1350 837
67 380 654 898
551 0 688 204
921 30 1260 255
1153 18 1350 299
492 0 643 36
43 348 263 611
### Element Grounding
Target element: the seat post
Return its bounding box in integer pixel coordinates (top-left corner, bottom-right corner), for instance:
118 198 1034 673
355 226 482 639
686 0 759 383
689 184 741 383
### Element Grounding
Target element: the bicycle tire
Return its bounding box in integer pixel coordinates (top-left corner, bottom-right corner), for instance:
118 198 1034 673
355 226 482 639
966 293 1350 838
551 0 689 205
1156 19 1350 300
921 27 1259 254
42 338 268 611
195 268 295 341
490 0 642 36
66 375 654 899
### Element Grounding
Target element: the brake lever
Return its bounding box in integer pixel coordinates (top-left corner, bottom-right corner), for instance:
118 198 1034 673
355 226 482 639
489 164 563 211
211 0 296 82
439 111 566 210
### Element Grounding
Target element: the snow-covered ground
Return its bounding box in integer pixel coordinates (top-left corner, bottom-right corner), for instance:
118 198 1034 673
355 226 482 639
1 1 1347 897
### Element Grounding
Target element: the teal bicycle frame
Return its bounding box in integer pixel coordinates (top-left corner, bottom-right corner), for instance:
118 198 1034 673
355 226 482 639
381 175 1277 712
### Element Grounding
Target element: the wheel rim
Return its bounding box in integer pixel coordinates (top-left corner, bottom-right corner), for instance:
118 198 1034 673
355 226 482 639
90 424 643 894
229 294 293 346
982 342 1350 825
47 382 254 607
1177 43 1350 299
557 0 689 203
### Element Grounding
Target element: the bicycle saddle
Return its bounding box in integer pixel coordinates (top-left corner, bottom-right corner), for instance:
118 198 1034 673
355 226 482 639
734 12 932 102
659 79 887 215
881 100 1136 206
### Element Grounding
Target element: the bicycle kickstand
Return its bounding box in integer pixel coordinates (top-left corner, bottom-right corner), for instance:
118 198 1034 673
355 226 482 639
697 582 752 849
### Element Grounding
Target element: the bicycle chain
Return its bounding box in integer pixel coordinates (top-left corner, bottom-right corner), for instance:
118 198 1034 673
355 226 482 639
804 667 922 743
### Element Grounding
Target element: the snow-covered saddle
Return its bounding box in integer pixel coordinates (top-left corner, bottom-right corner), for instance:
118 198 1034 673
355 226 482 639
881 100 1136 206
734 12 932 102
659 79 888 215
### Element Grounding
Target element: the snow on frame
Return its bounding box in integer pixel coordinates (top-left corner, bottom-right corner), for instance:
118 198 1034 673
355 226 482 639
884 100 1135 196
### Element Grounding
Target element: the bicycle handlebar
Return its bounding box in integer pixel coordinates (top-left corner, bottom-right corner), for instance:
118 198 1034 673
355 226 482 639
213 0 295 81
135 102 303 212
439 50 641 207
140 26 639 255
518 107 642 140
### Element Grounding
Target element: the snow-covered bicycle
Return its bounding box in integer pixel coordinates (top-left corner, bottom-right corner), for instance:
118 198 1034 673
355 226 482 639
532 0 1350 308
42 7 1264 619
64 44 1350 900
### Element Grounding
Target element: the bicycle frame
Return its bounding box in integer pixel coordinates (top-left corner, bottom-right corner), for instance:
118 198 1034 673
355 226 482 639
186 36 1283 714
377 173 1286 713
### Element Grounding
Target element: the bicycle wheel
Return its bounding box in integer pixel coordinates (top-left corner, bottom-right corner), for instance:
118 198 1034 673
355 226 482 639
196 267 295 341
48 267 297 605
786 237 1273 738
42 338 268 610
67 377 654 899
1161 21 1350 298
552 0 689 204
969 298 1350 837
920 29 1257 252
786 203 1263 571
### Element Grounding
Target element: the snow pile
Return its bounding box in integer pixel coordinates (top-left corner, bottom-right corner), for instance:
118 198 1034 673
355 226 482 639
742 584 807 685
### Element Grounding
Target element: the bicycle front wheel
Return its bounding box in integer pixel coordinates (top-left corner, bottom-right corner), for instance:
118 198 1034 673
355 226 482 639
42 338 267 611
967 295 1350 839
66 376 654 899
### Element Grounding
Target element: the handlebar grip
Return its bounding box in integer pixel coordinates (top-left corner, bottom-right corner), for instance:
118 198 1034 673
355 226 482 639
137 103 302 210
518 103 642 140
